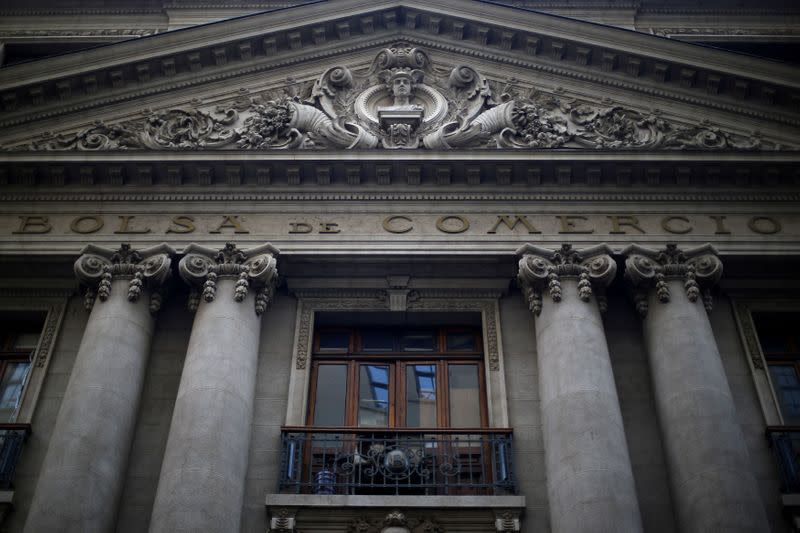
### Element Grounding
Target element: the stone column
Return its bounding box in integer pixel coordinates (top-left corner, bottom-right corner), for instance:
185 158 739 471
149 242 278 533
517 244 642 533
622 243 768 532
24 243 174 533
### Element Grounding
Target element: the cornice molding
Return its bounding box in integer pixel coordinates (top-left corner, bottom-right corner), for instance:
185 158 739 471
0 1 798 135
1 192 798 203
1 154 798 191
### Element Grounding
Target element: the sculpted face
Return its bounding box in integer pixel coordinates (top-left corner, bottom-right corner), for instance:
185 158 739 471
392 76 412 97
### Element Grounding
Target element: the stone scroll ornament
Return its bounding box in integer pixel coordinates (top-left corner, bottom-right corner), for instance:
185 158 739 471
516 243 616 315
11 44 788 152
621 243 722 316
178 242 279 315
74 242 176 314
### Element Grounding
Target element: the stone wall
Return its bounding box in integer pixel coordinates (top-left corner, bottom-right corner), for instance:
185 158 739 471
499 290 548 532
8 294 87 532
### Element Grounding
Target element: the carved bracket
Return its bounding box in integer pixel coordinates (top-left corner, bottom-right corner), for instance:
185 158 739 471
178 241 279 315
516 243 616 315
269 507 297 532
494 510 522 532
621 242 722 316
74 242 175 313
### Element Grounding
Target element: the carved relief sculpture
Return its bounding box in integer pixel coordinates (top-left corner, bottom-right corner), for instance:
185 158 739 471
9 44 787 152
622 243 723 316
516 243 616 315
74 242 175 313
178 242 279 315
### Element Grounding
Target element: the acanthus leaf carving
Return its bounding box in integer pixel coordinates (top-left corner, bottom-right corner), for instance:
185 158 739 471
7 44 790 152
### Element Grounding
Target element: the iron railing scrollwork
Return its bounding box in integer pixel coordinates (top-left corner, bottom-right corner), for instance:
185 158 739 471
766 426 800 493
278 427 515 496
0 424 31 490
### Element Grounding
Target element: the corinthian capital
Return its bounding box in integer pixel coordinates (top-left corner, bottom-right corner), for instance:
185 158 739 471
74 242 176 311
516 243 616 315
179 242 279 315
621 243 722 315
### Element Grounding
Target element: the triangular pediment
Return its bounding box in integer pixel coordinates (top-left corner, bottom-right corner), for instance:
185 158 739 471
1 0 799 152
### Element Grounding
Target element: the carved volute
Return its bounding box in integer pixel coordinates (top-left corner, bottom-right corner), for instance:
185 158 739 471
621 243 723 316
74 242 175 313
178 242 279 315
516 243 616 315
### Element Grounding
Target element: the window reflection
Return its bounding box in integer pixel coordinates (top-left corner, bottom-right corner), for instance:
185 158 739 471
770 365 800 424
0 362 29 422
313 364 347 426
400 332 436 352
449 365 481 428
359 365 389 427
406 365 437 427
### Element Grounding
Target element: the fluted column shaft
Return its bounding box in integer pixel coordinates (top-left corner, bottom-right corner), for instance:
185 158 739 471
25 243 173 533
518 244 642 533
149 243 278 533
624 244 769 533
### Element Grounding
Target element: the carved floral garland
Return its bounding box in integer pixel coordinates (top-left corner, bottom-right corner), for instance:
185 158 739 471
7 45 787 152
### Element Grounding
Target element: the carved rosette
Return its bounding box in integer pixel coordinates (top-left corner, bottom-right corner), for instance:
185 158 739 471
178 242 279 315
74 242 175 313
622 243 722 316
516 243 616 316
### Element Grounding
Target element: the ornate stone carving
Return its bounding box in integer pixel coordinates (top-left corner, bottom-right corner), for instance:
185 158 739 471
178 242 279 314
74 243 175 312
734 302 765 370
494 510 521 532
269 507 296 532
35 302 64 368
9 44 787 152
622 243 723 316
382 510 411 533
517 243 616 315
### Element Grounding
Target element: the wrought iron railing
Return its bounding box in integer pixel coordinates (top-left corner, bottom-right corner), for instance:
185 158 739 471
278 427 515 496
0 424 30 490
766 426 800 493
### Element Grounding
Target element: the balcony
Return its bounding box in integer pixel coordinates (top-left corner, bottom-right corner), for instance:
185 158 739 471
0 424 29 491
277 427 515 496
768 427 800 493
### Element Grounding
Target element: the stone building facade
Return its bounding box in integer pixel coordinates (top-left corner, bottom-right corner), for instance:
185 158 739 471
0 1 799 532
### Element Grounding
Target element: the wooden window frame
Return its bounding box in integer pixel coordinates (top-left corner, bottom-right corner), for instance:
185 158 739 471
753 311 800 424
307 327 488 430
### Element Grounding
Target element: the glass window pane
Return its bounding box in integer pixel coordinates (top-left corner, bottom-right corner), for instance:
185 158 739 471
769 364 800 424
359 365 389 427
446 332 476 352
400 331 436 352
361 330 394 352
406 365 437 427
12 333 40 350
449 364 481 428
317 331 350 352
0 362 30 422
313 365 347 426
760 334 792 354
